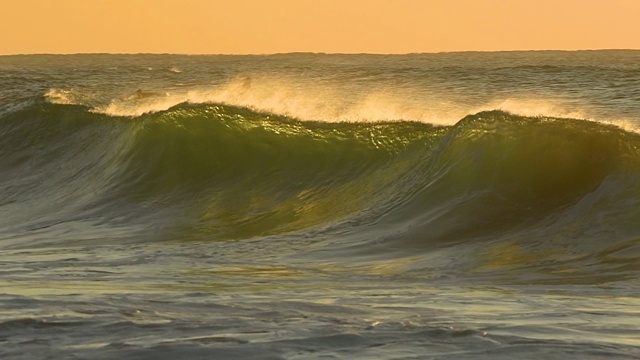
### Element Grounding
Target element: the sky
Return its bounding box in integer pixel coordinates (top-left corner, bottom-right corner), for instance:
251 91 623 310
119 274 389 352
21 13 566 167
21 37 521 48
2 0 639 55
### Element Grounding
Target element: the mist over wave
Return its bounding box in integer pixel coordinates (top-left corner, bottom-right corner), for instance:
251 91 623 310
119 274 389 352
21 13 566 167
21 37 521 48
45 77 596 125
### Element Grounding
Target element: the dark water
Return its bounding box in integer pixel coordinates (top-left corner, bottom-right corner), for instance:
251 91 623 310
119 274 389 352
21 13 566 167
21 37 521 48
1 52 640 359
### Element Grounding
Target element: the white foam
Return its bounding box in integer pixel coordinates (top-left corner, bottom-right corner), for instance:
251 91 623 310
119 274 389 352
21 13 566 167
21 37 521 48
45 88 77 105
44 80 635 132
87 77 466 124
482 98 588 120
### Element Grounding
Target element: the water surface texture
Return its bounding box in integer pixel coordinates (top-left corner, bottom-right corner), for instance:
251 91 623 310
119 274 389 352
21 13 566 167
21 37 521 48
1 52 640 359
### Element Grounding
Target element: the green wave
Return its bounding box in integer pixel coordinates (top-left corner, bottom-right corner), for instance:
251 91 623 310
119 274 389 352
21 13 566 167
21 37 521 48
381 111 640 244
118 104 441 239
2 103 640 258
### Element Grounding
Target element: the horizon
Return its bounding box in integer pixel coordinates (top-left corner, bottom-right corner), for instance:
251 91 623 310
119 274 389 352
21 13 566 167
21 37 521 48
2 48 639 57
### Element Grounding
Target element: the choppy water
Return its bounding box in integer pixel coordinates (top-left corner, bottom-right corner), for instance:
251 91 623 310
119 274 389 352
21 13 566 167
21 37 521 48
1 51 640 359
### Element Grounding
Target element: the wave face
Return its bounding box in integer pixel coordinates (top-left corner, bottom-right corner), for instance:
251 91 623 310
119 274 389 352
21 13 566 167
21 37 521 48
0 102 435 242
2 101 640 283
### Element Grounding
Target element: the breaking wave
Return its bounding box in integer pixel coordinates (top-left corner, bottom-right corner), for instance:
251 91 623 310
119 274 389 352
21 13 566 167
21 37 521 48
2 101 639 282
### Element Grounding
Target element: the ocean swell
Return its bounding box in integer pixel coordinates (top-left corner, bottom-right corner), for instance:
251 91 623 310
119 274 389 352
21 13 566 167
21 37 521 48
1 102 640 280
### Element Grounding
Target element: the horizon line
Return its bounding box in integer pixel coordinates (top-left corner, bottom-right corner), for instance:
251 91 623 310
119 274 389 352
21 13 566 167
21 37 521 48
1 48 639 57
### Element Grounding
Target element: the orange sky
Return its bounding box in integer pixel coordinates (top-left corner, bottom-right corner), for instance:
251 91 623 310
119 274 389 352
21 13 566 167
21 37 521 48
2 0 639 55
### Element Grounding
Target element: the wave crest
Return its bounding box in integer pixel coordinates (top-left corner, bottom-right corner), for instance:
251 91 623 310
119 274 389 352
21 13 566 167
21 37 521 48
42 76 616 127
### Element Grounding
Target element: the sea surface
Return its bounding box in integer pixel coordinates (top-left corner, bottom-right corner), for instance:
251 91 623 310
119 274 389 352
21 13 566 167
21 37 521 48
1 51 640 359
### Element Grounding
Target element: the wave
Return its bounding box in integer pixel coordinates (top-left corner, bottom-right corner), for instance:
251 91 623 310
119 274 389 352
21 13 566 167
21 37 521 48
0 101 432 240
1 102 640 281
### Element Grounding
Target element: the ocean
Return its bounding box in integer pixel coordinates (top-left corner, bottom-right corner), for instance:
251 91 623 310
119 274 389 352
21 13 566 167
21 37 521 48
1 51 639 359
